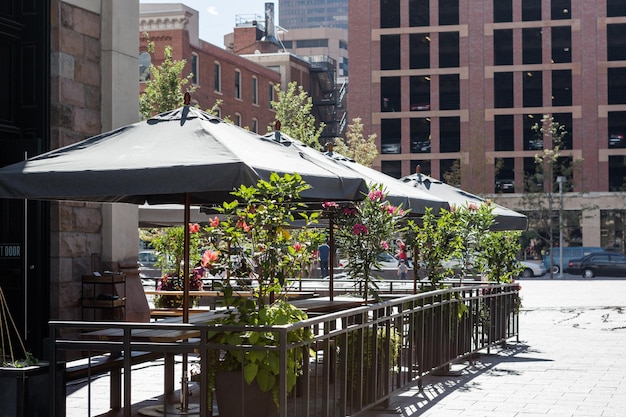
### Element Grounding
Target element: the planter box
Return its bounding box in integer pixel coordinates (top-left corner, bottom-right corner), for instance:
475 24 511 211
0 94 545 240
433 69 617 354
0 362 65 417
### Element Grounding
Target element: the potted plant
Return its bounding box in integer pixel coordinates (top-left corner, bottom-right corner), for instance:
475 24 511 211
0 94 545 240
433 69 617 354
200 173 320 416
0 287 64 417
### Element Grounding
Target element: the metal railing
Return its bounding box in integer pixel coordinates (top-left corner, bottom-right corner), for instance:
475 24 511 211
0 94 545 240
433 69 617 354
50 282 519 417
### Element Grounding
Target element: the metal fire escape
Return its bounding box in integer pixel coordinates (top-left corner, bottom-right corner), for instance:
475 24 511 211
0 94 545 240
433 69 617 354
308 55 347 143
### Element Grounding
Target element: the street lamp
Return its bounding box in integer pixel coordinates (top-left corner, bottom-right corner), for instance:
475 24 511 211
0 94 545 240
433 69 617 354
556 176 566 277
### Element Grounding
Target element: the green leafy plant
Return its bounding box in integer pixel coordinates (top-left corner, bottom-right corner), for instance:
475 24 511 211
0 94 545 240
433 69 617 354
0 287 39 368
200 173 321 407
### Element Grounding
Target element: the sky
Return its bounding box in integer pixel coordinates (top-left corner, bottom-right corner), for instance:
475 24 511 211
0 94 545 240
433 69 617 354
140 0 274 48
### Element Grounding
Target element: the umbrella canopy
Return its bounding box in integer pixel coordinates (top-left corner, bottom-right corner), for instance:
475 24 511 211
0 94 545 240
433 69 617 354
0 106 368 205
263 133 450 215
400 171 528 231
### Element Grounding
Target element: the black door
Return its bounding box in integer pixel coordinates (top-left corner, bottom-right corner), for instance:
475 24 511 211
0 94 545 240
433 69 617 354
0 1 50 358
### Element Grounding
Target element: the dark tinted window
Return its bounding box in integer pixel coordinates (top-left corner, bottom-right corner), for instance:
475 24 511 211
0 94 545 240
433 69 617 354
609 156 626 191
439 0 459 25
522 0 542 21
495 115 514 151
551 0 571 20
439 74 460 110
494 72 514 108
494 0 512 22
410 76 430 110
439 32 460 68
410 118 431 153
409 0 429 26
608 0 626 17
523 71 543 107
523 28 542 64
380 0 401 28
381 35 401 70
553 113 573 149
608 68 626 104
440 117 460 152
607 24 626 61
552 70 572 106
524 113 543 151
381 119 402 154
381 160 402 178
494 29 513 65
381 77 402 112
410 34 430 69
551 27 571 63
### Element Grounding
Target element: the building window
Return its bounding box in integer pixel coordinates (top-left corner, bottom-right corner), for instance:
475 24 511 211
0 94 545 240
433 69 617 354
214 62 221 93
523 71 543 107
439 32 459 68
524 114 543 150
494 29 513 65
553 113 573 149
494 72 514 108
608 68 626 104
494 0 513 22
494 115 514 151
551 0 571 20
409 34 430 69
439 0 459 25
523 156 543 192
609 156 626 190
410 159 431 175
522 0 542 21
440 117 460 153
410 76 430 111
252 118 259 133
439 74 460 110
381 119 402 154
440 159 460 184
235 113 242 126
601 210 626 250
608 111 626 148
296 39 329 48
552 27 571 63
552 70 572 107
252 76 258 105
608 0 626 17
409 0 429 27
607 24 626 61
410 117 431 153
339 40 348 50
234 70 241 99
380 35 401 70
139 51 151 82
381 77 402 112
269 83 275 108
523 28 542 64
380 0 400 28
191 53 198 85
381 160 402 178
495 157 515 193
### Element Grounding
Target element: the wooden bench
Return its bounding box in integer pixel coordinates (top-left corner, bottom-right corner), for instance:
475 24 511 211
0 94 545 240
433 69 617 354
65 350 164 409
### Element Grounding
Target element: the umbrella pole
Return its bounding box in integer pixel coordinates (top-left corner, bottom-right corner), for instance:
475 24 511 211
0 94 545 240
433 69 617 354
329 215 334 302
180 194 191 411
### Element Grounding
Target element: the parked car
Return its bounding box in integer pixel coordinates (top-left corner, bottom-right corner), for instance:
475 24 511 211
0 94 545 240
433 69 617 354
518 260 547 277
495 179 515 193
609 133 624 148
339 252 412 270
542 246 608 274
565 252 626 278
381 143 401 154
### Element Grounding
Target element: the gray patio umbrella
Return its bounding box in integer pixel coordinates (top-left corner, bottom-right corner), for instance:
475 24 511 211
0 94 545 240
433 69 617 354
0 103 370 320
400 169 528 231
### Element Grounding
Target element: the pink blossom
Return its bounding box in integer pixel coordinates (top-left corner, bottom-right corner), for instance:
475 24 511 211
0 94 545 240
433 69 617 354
322 201 339 209
368 189 385 202
353 223 368 235
342 207 357 215
385 204 398 214
189 223 200 233
237 219 250 232
209 216 220 228
201 249 219 267
381 240 389 250
467 203 479 211
293 242 303 252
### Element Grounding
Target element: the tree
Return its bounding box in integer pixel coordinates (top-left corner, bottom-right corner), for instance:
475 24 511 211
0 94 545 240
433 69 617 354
139 38 195 119
270 82 324 149
332 117 378 167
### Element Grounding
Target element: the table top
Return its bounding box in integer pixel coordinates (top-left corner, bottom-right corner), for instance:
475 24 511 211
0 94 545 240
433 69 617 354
289 296 368 313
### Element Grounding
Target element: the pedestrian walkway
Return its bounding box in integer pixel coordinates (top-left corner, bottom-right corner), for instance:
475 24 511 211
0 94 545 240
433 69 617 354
363 277 626 417
65 277 626 416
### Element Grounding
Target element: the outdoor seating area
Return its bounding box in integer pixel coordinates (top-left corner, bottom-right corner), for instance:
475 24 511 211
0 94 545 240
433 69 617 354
50 282 520 417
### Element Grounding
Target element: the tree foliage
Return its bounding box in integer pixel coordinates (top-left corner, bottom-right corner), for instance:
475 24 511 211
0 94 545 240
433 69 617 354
139 39 195 119
270 82 324 149
332 117 378 167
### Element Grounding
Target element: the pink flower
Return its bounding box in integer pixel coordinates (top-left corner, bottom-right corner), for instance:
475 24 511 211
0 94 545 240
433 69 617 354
201 249 219 267
381 240 389 250
353 223 368 235
342 207 357 215
467 203 479 211
237 219 250 232
368 189 385 202
209 216 220 228
385 204 398 214
293 242 303 252
189 223 200 233
322 201 339 209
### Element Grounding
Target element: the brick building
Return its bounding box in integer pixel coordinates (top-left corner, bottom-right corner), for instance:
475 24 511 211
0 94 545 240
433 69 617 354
349 0 626 251
139 3 281 133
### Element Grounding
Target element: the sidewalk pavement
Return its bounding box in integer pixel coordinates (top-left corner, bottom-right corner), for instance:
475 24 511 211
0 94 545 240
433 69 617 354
66 276 626 416
363 276 626 417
